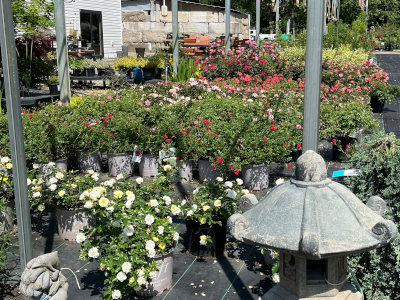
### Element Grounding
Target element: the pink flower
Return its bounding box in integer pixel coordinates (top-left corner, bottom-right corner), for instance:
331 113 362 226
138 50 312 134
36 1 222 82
145 100 151 107
296 124 302 129
107 96 112 100
57 101 62 107
116 98 120 102
194 121 198 125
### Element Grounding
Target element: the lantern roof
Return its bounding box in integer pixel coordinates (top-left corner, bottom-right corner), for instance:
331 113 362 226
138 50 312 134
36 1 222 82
228 150 398 259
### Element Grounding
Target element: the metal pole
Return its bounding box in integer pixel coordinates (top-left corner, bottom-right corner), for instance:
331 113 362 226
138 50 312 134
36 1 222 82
275 0 280 34
172 0 178 77
256 0 260 46
336 0 341 47
365 0 368 34
0 0 32 290
302 0 324 152
225 0 230 52
54 0 71 103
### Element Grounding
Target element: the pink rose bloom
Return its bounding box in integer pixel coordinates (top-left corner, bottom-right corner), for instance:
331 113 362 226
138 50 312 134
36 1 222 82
57 101 62 107
107 96 112 100
115 98 120 102
145 100 151 107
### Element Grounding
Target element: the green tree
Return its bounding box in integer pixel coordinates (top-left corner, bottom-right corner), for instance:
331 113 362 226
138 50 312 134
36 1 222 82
12 0 54 36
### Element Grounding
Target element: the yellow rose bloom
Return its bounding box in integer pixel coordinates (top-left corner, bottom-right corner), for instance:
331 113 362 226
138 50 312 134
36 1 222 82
202 205 210 211
158 242 166 250
153 237 159 242
129 277 135 283
6 163 12 169
113 190 124 199
2 177 8 183
214 200 221 207
99 197 110 208
200 217 206 224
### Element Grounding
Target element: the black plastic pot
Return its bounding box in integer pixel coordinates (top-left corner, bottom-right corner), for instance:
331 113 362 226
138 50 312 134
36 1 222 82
142 68 156 81
48 84 58 95
72 69 85 76
370 96 384 113
97 68 113 76
185 219 227 258
85 68 95 77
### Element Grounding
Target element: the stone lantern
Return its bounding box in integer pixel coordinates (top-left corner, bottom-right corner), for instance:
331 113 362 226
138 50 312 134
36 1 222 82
228 150 398 300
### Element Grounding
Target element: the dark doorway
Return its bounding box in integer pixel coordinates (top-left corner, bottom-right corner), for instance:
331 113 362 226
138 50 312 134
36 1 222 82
80 10 103 57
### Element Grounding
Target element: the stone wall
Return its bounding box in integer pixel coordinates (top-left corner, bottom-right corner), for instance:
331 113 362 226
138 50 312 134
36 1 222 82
122 0 249 56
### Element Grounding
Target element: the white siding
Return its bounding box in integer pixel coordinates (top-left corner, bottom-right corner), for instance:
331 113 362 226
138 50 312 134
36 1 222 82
65 0 122 58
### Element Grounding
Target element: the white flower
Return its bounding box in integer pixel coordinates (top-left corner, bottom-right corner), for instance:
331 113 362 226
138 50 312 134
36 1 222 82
145 214 155 225
146 240 155 251
92 174 99 182
27 178 31 186
272 273 280 283
136 177 144 184
123 225 134 237
48 177 58 184
202 205 210 211
214 200 221 207
236 178 243 185
111 289 121 299
137 276 147 286
241 189 249 195
87 170 94 175
90 190 101 200
48 162 56 167
76 232 86 243
0 157 9 163
106 206 114 212
186 210 194 216
48 184 57 192
99 197 110 208
137 268 145 277
149 271 158 279
33 164 39 169
113 190 124 198
125 200 133 209
167 216 172 224
150 199 159 207
38 204 45 212
147 248 156 258
116 174 124 180
112 220 120 227
157 226 164 234
116 271 127 282
122 262 132 273
162 195 171 205
171 204 181 215
224 181 233 188
32 191 41 198
88 247 99 258
173 232 179 241
216 177 223 182
58 190 66 197
181 199 186 205
192 188 199 195
227 189 237 199
192 204 198 211
55 172 64 180
80 190 89 200
275 178 285 186
127 193 135 201
84 201 93 209
199 235 207 245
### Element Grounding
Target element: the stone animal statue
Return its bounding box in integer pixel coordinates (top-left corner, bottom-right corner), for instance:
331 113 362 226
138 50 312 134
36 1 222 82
20 251 68 300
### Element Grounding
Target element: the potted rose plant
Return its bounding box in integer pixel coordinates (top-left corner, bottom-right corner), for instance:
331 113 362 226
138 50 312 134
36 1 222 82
0 156 14 232
78 162 181 298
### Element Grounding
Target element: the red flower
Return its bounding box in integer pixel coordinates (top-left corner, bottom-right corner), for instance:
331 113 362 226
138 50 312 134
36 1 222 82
297 144 302 149
263 137 268 141
217 158 223 164
214 133 218 137
176 156 180 160
83 115 88 119
212 164 216 170
165 139 171 143
345 144 350 150
288 163 293 169
279 124 284 127
108 114 112 118
331 138 337 142
229 164 234 169
270 125 277 131
85 123 90 126
28 114 33 118
234 169 239 176
164 135 168 139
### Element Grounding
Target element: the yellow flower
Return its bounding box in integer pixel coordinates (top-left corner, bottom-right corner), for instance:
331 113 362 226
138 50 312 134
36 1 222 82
171 204 177 211
113 190 124 199
71 184 77 189
214 200 221 207
200 217 206 224
163 165 172 172
58 190 66 197
38 204 45 212
2 177 8 183
202 205 210 211
129 277 135 283
153 237 159 242
99 197 110 208
158 242 166 250
6 163 12 169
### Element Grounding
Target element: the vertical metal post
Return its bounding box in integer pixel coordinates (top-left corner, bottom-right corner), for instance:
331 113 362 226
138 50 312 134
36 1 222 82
365 0 368 34
256 0 260 46
302 0 324 152
0 0 32 289
172 0 178 76
336 0 341 47
225 0 230 52
54 0 71 103
275 0 280 34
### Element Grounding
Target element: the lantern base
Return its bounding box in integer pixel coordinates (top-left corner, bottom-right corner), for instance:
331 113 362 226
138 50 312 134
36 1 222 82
263 283 362 300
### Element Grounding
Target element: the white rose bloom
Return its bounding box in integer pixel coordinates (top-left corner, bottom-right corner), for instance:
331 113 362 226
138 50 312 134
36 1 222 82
147 248 156 258
48 184 57 192
125 200 133 209
33 164 39 169
106 206 114 212
116 271 127 282
167 216 172 224
123 225 135 237
216 177 223 182
150 199 159 207
136 177 144 184
145 240 155 251
171 205 181 215
84 201 93 209
157 226 164 235
76 233 86 243
48 177 58 184
90 190 101 200
214 200 221 207
186 210 194 216
173 232 179 241
226 189 237 199
92 174 99 182
145 214 155 225
122 262 132 273
181 200 186 205
162 196 171 205
88 247 99 258
1 157 9 163
192 188 199 195
38 204 45 212
112 290 121 299
99 197 110 208
87 170 94 175
55 172 64 180
112 220 120 228
58 190 66 197
192 204 198 211
224 181 233 188
137 268 145 277
32 191 41 198
241 189 249 195
137 276 147 286
149 271 158 279
116 174 124 180
79 190 89 201
236 178 243 185
127 194 135 201
199 235 207 245
275 178 285 186
27 178 31 186
48 162 56 167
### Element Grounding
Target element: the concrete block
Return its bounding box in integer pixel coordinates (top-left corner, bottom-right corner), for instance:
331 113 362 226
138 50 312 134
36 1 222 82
189 11 219 23
150 22 172 32
122 12 147 22
165 11 189 23
218 11 225 23
122 31 143 43
182 22 208 34
142 32 168 43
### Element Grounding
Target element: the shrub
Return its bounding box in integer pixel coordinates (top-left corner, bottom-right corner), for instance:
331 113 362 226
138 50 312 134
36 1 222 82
345 132 400 300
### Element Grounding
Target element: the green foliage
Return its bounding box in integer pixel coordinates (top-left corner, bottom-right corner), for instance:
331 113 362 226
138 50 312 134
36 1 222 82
170 57 199 82
345 132 400 299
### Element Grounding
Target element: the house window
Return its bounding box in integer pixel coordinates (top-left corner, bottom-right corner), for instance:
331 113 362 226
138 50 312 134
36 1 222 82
80 10 103 57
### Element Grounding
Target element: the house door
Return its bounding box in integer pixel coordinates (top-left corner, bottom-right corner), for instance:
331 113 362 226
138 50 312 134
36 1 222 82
80 10 103 57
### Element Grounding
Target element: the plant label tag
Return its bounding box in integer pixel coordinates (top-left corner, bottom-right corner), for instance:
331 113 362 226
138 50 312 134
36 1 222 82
132 145 142 163
332 169 361 178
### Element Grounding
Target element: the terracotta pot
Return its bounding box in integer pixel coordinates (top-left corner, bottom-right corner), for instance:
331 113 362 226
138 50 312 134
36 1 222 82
242 164 270 191
76 152 101 173
56 207 95 241
136 250 174 297
185 219 227 258
138 154 160 178
178 160 194 183
0 200 14 232
108 152 133 177
198 160 224 183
